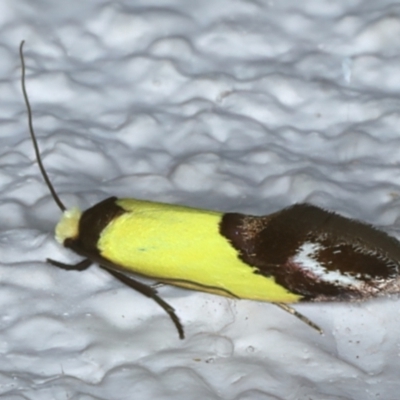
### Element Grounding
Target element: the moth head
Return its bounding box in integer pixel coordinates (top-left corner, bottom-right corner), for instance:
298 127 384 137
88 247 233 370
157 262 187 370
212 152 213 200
55 207 82 244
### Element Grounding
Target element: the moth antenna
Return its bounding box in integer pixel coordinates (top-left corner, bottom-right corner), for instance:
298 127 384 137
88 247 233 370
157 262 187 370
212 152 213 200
19 41 66 212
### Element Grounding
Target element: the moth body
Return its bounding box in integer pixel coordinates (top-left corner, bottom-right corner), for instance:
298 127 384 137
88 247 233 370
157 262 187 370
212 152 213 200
57 197 400 305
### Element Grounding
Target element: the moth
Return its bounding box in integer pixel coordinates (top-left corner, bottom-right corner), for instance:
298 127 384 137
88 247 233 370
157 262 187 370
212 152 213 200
19 41 400 339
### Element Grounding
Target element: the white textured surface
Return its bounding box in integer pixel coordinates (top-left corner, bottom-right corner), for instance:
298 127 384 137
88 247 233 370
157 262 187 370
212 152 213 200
1 0 400 399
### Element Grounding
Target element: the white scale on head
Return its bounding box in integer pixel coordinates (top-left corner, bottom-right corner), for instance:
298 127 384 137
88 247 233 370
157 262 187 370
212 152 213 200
292 242 362 287
55 207 82 244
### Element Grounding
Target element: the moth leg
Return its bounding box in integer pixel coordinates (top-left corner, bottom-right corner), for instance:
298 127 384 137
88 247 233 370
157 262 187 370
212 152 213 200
274 303 323 334
47 258 92 271
158 277 240 299
101 266 184 340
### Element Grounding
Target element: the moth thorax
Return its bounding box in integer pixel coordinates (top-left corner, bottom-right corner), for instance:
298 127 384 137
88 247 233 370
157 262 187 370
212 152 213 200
55 207 82 244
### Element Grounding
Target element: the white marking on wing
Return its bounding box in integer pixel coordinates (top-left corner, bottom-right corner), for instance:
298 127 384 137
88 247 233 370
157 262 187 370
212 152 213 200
293 242 362 287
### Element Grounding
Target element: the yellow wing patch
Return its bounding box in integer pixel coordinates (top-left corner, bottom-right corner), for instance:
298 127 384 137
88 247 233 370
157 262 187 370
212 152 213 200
98 199 301 303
